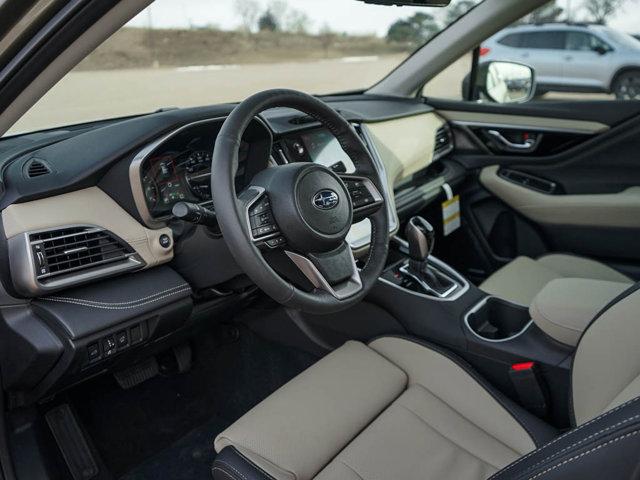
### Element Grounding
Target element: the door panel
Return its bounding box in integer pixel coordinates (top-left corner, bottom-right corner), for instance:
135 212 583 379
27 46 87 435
428 98 640 125
435 101 640 279
480 166 640 229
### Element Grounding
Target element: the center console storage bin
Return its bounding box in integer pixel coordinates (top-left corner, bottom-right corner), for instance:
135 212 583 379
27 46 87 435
465 297 531 341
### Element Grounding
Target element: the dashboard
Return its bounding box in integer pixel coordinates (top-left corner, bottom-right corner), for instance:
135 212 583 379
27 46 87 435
0 96 453 403
0 99 450 298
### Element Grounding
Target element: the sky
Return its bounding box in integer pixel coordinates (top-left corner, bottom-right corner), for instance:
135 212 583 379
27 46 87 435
127 0 639 36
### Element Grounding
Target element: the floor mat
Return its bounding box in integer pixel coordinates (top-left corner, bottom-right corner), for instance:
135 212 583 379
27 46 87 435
70 324 317 479
120 416 228 480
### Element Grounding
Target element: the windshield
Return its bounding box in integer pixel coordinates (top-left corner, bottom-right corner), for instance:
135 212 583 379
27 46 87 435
6 0 481 136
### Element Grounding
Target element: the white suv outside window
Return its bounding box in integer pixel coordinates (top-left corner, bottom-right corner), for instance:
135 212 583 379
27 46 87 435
482 23 640 100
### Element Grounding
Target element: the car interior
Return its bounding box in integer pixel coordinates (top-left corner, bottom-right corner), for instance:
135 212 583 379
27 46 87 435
0 0 639 479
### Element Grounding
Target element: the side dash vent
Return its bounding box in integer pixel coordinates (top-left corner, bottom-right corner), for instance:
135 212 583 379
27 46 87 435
24 159 52 178
433 125 454 160
29 226 141 282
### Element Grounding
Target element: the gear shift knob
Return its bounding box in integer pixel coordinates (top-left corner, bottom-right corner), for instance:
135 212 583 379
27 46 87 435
405 216 435 262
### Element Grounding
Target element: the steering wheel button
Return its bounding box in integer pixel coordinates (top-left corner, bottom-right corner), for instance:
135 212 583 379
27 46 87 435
266 237 286 248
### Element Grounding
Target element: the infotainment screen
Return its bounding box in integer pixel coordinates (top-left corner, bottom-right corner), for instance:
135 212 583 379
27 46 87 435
299 129 356 173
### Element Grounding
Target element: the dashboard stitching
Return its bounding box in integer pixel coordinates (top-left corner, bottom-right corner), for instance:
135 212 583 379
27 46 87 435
44 283 189 305
42 284 191 309
41 287 192 310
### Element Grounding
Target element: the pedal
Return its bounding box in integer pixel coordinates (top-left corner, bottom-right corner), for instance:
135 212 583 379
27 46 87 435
172 343 192 374
158 343 193 375
45 404 99 480
114 357 159 389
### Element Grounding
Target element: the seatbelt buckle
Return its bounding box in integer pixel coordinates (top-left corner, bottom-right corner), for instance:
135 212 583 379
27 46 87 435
509 362 548 418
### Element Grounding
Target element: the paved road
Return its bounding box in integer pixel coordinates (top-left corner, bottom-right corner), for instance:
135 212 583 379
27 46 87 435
9 56 404 135
8 54 613 135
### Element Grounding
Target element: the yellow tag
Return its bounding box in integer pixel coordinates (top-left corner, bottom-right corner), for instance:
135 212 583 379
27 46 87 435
442 194 461 236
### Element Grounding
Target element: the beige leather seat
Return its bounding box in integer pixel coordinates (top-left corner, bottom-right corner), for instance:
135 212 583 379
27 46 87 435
480 253 632 306
212 284 640 480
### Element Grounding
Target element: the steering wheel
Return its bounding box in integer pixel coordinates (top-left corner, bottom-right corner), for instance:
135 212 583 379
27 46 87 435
212 89 389 314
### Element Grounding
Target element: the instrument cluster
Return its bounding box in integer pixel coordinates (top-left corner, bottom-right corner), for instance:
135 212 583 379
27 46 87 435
141 138 249 219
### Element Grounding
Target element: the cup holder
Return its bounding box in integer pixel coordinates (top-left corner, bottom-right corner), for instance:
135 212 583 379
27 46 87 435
465 297 532 342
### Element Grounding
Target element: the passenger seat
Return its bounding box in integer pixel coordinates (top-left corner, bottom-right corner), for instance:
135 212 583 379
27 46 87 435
480 253 632 306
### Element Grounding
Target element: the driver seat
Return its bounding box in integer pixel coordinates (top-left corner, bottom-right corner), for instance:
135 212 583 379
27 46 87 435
212 284 640 480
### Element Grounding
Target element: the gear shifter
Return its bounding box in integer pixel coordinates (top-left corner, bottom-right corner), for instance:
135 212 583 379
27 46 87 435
406 216 435 270
404 216 456 297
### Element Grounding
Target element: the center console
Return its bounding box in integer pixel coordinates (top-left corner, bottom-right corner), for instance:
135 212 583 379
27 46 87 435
381 217 467 301
369 217 577 425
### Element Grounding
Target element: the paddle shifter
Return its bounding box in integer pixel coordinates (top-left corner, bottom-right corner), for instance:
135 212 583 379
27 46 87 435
404 216 456 297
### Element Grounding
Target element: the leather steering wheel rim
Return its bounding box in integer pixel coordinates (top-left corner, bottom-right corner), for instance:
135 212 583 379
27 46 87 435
212 89 389 314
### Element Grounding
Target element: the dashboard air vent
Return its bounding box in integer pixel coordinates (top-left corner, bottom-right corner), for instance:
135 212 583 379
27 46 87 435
25 159 52 178
30 227 135 280
433 125 453 160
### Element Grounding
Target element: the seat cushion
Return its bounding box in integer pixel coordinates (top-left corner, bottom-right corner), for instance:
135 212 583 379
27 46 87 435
214 341 406 480
480 254 632 306
213 337 554 480
315 385 513 480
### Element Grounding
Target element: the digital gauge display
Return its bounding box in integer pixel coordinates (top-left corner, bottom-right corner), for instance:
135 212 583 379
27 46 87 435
141 141 250 218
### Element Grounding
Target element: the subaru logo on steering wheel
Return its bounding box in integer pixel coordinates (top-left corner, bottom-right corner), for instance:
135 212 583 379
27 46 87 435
312 190 339 210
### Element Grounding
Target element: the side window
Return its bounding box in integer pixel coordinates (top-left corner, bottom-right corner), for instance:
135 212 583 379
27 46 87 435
566 32 612 52
520 31 565 50
498 33 521 48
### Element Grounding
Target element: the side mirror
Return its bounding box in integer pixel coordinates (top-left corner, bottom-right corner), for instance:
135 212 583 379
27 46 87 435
476 61 536 104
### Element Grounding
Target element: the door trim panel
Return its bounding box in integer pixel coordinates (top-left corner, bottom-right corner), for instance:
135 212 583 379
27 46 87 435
480 166 640 229
442 111 609 135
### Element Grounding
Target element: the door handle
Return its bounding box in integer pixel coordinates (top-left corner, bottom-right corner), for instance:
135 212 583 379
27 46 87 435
487 130 537 152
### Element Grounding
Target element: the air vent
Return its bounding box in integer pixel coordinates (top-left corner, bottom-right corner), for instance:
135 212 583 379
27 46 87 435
289 115 316 125
24 159 52 178
433 125 454 160
30 227 136 280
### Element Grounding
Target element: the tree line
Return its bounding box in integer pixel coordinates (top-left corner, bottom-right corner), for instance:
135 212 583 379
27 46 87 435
387 0 638 47
235 0 312 34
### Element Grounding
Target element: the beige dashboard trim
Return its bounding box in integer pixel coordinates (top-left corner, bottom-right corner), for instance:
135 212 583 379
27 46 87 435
440 111 609 135
364 112 445 188
480 165 640 228
2 187 173 267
